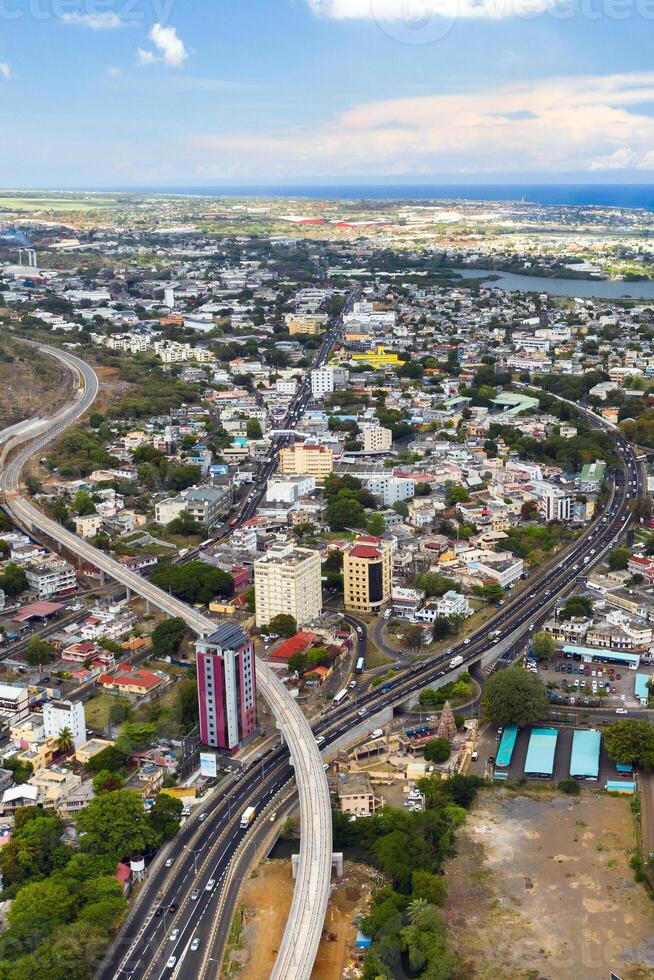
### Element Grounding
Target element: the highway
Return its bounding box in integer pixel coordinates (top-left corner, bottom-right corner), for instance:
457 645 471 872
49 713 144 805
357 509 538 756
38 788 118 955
0 341 335 980
0 330 643 975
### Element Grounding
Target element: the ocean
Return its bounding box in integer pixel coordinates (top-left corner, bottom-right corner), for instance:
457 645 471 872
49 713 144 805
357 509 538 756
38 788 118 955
105 183 654 210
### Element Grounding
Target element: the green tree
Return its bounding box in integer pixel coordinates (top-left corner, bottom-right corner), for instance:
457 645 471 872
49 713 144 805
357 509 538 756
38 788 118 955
115 722 156 753
262 614 297 638
607 547 630 571
92 770 124 794
149 793 183 842
23 636 56 667
482 667 549 726
367 512 386 537
150 562 233 604
424 738 451 764
72 490 96 516
55 727 74 755
246 418 263 439
326 496 366 531
108 700 131 726
532 631 556 659
411 869 447 906
288 652 308 675
85 746 128 774
151 617 187 658
76 790 157 860
415 572 459 598
604 720 654 769
0 562 28 597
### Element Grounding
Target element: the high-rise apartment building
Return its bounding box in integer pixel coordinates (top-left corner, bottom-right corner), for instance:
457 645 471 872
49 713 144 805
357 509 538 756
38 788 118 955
196 624 258 754
43 700 87 750
254 541 322 628
343 535 393 615
279 442 334 481
360 425 393 454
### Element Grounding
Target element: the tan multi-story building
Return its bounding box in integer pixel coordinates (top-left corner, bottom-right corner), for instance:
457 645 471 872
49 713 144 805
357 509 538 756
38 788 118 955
360 425 392 454
343 535 393 615
284 313 327 336
254 541 322 629
279 442 334 481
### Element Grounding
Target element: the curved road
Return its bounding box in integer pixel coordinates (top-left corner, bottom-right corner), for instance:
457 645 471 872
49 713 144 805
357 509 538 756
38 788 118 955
0 342 332 980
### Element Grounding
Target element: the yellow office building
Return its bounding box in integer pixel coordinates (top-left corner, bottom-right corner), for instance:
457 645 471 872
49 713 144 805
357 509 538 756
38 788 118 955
343 536 393 615
279 442 334 480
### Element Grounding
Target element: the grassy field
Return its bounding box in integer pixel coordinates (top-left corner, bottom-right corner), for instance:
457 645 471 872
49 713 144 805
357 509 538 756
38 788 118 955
83 692 116 731
0 194 122 212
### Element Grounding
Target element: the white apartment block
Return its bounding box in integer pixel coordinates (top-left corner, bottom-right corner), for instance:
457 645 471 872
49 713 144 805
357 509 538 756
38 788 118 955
361 425 392 454
266 475 316 504
43 700 87 750
365 475 415 507
254 541 322 628
155 497 188 525
311 366 335 399
0 684 29 720
26 559 76 600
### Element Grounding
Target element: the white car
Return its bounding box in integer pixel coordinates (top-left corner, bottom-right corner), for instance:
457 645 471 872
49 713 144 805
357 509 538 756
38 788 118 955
169 929 179 942
190 938 200 952
616 708 628 714
166 957 177 969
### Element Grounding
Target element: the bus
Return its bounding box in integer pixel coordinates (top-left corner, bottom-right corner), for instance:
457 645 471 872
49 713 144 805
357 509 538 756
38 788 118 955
199 539 213 550
355 656 365 675
635 453 647 462
332 688 349 707
493 724 519 781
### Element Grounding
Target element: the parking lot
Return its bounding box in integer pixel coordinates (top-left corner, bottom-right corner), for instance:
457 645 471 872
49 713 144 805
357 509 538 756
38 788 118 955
532 654 648 710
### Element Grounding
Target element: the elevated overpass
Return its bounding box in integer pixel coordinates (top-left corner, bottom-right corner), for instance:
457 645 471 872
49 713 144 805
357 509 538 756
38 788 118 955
0 343 332 980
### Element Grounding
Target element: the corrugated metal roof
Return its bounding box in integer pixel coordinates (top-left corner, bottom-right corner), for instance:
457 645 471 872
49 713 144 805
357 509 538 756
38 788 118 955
569 729 601 779
524 727 558 776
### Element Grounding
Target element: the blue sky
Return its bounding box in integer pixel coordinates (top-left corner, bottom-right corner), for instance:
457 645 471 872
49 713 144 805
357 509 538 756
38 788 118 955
1 0 654 185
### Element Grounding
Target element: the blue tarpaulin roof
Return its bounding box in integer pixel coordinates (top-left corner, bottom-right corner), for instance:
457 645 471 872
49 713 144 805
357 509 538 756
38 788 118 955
570 729 601 779
524 728 558 776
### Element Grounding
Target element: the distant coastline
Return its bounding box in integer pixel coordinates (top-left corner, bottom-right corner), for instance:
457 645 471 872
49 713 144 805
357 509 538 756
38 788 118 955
81 183 654 210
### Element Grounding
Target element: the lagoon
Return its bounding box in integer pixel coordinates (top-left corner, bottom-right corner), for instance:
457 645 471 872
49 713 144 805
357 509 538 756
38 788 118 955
454 268 654 300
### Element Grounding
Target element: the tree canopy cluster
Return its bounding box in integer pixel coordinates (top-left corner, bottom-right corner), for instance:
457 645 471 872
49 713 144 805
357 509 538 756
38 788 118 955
482 667 550 726
150 561 233 604
334 776 483 979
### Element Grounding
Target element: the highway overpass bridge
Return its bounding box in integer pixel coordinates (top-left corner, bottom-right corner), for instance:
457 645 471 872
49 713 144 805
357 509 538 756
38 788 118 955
0 343 332 980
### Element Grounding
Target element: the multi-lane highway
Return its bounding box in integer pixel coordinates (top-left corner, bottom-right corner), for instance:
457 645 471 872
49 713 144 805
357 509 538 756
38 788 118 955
0 341 336 980
0 327 643 977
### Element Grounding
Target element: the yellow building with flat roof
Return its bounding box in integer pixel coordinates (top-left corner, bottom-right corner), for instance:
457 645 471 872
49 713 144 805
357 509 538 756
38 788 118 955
349 346 401 369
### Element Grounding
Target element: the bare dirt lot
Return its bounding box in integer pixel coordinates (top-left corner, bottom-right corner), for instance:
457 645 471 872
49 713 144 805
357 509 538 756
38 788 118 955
225 859 380 980
444 788 654 980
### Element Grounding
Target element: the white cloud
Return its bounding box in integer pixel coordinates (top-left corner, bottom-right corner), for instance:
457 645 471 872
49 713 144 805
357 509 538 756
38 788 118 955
107 66 122 77
138 23 188 68
0 63 10 81
186 71 654 178
61 12 124 29
307 0 558 21
137 48 157 66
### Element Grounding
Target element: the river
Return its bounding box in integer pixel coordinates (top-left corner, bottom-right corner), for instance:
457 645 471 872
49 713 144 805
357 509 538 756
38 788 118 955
454 267 654 300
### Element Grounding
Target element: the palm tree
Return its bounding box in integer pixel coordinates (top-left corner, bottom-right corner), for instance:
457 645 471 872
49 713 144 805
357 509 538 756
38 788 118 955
407 898 429 923
56 727 74 755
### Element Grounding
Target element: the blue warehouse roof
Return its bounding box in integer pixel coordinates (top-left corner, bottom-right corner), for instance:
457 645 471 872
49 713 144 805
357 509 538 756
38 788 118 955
570 729 601 780
524 728 558 776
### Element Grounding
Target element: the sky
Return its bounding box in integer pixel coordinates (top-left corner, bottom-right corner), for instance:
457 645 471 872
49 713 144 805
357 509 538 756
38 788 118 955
1 0 654 186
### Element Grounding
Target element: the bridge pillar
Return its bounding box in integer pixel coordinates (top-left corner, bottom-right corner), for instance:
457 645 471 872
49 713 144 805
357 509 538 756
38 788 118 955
291 852 343 879
99 570 106 587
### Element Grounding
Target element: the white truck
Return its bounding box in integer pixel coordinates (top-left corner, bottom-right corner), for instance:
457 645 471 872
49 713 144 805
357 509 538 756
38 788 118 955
240 806 256 830
449 655 464 669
